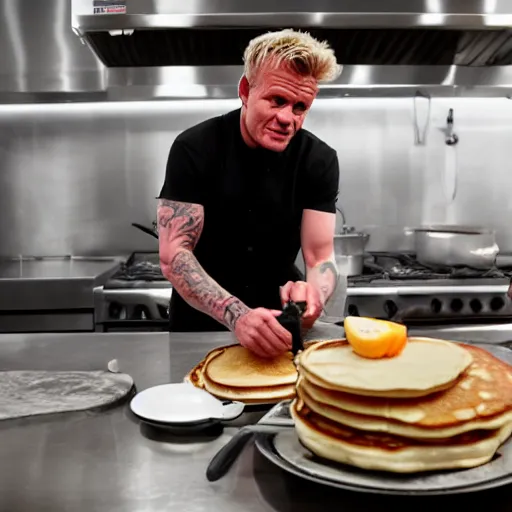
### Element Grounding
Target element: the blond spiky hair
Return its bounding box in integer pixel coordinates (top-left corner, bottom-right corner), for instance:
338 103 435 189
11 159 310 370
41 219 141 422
243 29 342 84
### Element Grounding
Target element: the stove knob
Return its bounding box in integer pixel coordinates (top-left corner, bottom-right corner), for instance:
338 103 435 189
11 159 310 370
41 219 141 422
109 302 126 320
347 304 359 316
430 298 442 314
157 305 170 319
450 298 464 313
132 305 151 320
490 297 505 311
383 300 398 319
469 299 482 313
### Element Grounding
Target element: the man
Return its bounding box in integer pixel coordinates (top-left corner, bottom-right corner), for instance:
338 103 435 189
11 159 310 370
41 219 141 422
157 29 343 358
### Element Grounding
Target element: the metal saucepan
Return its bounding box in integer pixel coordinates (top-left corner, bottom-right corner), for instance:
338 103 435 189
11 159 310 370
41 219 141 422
413 225 512 269
334 206 370 276
132 222 158 240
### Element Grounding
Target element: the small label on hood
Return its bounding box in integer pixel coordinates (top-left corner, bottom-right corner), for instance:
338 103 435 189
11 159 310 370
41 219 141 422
93 0 126 14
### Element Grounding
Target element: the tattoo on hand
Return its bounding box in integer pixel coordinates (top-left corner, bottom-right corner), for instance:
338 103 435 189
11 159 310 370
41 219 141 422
157 199 203 250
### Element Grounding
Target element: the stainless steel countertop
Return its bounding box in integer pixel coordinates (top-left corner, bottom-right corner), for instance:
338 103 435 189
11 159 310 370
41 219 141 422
0 323 511 511
0 257 122 310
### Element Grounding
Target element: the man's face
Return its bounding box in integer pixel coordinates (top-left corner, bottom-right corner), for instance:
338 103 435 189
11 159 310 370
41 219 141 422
240 63 318 152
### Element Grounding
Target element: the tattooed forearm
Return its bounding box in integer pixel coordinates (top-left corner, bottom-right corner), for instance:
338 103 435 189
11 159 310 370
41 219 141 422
224 298 251 330
167 249 249 329
158 198 249 328
306 257 339 306
157 199 203 250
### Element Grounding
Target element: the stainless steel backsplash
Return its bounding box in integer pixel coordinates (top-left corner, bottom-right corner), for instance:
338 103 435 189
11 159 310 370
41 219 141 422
1 97 511 257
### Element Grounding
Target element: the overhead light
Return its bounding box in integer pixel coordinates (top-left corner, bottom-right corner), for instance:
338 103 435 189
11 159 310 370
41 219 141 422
426 0 442 13
312 12 325 24
483 14 512 26
419 13 446 25
484 0 497 14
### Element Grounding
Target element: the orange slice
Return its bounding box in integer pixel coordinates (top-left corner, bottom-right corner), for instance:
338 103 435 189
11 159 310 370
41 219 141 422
344 316 408 359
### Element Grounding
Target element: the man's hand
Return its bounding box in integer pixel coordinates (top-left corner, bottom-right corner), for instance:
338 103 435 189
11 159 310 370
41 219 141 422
280 280 322 329
234 308 292 358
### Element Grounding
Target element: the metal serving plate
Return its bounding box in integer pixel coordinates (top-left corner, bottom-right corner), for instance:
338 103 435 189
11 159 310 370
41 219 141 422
255 344 512 496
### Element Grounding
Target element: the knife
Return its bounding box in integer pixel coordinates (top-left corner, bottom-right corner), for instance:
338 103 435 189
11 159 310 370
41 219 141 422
206 401 293 482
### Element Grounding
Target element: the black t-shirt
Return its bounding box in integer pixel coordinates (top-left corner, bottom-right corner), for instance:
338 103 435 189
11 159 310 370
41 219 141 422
158 108 339 332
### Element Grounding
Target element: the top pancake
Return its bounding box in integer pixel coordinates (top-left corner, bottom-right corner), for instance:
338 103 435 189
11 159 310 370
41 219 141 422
204 344 298 388
298 337 473 398
185 346 225 389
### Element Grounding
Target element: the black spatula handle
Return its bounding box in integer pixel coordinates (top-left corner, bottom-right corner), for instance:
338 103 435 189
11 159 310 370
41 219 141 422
206 428 254 482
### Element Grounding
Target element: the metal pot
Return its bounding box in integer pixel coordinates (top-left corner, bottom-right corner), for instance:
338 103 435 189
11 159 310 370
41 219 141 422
334 207 370 276
413 225 499 269
334 251 367 277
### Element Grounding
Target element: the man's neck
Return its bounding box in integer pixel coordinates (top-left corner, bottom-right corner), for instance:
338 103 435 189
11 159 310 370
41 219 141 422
239 108 258 149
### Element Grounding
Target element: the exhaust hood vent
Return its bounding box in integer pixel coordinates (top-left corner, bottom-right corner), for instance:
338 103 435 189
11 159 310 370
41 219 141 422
69 2 512 98
84 28 512 68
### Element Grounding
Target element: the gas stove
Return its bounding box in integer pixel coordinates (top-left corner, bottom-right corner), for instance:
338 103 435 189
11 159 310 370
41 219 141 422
93 251 512 331
94 252 171 332
345 252 512 325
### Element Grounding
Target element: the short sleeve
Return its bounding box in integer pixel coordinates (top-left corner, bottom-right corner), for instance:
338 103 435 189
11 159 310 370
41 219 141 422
302 150 340 213
157 138 205 205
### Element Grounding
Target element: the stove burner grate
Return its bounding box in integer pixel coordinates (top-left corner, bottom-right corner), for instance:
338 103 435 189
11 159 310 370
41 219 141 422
349 252 512 284
111 260 164 282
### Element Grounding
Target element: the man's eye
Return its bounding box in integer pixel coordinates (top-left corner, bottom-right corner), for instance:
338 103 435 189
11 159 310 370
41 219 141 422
294 103 307 114
273 96 286 106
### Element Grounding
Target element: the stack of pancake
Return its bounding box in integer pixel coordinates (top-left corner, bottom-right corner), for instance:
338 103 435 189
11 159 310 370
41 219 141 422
294 337 512 473
186 344 299 404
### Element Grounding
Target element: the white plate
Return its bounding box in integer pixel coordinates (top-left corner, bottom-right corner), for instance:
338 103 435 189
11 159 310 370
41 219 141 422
130 382 245 425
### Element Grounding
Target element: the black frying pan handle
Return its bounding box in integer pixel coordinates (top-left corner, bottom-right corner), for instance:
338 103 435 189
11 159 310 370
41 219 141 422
131 223 159 239
206 428 254 482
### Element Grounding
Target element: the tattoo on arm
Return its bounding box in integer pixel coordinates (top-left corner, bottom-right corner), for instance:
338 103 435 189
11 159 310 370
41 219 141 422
157 198 204 250
224 298 251 330
157 198 249 329
169 250 249 328
307 259 339 306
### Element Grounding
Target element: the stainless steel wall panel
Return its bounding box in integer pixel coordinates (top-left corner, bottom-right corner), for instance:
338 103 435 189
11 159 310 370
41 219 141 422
1 98 511 257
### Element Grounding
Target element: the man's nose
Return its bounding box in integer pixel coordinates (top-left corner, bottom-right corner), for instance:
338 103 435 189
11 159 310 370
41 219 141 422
276 106 294 126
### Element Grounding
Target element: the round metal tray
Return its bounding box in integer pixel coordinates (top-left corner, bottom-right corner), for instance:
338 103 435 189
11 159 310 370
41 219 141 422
255 344 512 496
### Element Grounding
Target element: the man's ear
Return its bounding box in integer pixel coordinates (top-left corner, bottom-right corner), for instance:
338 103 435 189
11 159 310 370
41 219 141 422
238 75 250 106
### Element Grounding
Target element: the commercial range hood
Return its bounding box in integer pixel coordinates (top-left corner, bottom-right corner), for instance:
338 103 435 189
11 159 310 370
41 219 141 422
71 0 512 98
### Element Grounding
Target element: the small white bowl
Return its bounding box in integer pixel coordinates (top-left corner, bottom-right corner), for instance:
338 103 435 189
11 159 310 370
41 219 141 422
130 382 244 426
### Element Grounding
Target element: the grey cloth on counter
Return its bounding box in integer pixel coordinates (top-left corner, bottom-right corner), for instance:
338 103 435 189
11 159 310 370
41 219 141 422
0 370 134 421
